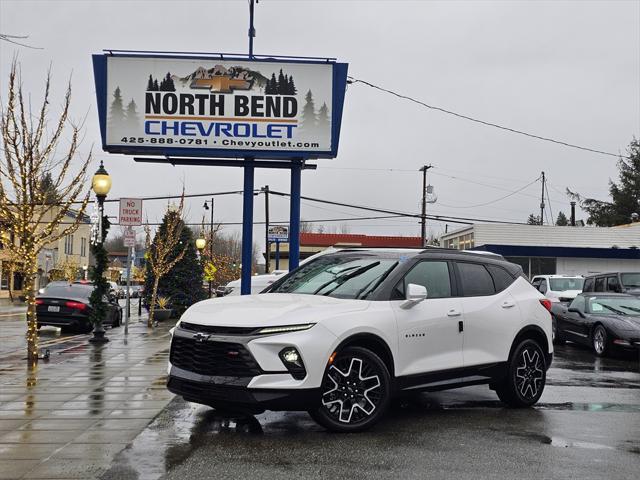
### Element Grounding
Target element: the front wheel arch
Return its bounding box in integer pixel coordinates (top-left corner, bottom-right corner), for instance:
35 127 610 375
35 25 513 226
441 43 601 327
333 333 395 379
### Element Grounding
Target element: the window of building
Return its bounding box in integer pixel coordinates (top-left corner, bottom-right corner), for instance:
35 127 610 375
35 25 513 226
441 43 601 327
80 238 87 257
396 261 452 299
64 235 74 255
457 262 495 296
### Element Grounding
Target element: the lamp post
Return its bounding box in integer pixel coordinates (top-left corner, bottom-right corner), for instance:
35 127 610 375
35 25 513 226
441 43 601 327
89 161 112 344
203 198 214 297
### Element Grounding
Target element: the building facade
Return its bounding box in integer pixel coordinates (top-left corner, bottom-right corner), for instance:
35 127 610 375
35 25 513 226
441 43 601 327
440 223 640 278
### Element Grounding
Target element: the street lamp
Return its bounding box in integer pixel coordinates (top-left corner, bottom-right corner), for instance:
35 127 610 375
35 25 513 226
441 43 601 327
203 198 214 297
195 237 206 251
89 161 111 344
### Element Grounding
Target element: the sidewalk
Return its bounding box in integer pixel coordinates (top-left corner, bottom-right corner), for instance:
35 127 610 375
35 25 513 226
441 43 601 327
0 315 175 480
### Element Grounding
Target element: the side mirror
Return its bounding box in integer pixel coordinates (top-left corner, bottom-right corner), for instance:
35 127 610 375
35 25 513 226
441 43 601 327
568 307 585 318
400 283 427 309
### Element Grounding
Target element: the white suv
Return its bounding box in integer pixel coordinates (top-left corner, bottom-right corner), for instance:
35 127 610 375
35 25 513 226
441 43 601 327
531 275 584 303
168 249 553 432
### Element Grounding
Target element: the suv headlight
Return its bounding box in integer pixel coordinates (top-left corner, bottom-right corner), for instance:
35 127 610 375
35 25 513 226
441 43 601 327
256 323 315 335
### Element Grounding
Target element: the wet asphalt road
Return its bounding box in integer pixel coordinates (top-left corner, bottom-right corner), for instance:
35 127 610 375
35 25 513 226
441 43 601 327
102 344 640 480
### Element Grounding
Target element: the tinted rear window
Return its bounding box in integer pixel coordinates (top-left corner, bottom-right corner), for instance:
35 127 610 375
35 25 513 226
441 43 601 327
583 278 594 292
487 265 515 292
41 285 93 299
457 262 495 296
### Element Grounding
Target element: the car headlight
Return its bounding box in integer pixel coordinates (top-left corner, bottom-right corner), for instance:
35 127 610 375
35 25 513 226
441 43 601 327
256 323 315 335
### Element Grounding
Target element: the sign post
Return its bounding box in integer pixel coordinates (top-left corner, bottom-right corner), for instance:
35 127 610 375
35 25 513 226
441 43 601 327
268 225 289 271
119 199 143 334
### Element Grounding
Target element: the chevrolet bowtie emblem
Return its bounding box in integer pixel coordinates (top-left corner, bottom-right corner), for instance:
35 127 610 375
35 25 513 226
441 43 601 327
193 332 211 343
190 76 253 93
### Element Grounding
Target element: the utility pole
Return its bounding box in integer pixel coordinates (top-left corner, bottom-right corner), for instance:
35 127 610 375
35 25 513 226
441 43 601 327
203 198 215 297
420 165 433 246
540 171 546 225
263 185 270 273
248 0 256 58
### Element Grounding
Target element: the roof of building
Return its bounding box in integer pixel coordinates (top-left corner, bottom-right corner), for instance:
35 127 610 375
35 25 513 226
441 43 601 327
300 233 423 248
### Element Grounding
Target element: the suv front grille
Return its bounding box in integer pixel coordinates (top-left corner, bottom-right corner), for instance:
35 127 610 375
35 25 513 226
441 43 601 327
179 321 259 336
170 336 262 377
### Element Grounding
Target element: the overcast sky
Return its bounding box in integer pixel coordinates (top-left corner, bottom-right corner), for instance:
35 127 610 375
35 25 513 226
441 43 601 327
1 0 639 254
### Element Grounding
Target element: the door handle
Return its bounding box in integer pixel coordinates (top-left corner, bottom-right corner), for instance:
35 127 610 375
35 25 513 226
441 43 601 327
501 301 516 309
447 309 461 317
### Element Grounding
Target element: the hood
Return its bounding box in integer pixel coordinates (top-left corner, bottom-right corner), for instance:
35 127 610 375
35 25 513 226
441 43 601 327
181 293 370 328
594 314 640 330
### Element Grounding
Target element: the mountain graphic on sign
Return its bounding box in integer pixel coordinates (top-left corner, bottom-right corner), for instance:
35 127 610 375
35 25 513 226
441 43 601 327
173 65 268 93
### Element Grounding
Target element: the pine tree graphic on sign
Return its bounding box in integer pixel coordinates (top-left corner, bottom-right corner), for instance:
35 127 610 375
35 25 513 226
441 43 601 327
125 99 140 130
300 89 317 137
108 86 126 139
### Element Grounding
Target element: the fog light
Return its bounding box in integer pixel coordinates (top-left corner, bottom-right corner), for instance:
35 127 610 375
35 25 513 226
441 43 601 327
279 347 306 380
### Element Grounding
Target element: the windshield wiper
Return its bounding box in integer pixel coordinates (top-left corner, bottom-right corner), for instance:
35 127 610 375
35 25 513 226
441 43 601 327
600 304 627 315
356 261 399 300
314 261 381 296
619 305 640 314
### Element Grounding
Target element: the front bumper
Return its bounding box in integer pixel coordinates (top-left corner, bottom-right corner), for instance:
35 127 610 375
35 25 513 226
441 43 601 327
167 373 320 412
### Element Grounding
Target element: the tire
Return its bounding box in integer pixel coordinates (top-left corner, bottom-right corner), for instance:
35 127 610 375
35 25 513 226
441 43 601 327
308 346 391 432
496 339 547 408
551 316 564 345
592 324 609 357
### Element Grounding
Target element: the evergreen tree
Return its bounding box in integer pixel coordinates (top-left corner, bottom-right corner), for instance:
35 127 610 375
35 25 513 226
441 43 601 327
159 72 176 92
37 172 59 204
153 79 159 90
287 75 296 95
569 139 640 226
277 69 286 94
555 211 569 226
526 213 541 225
300 89 317 132
108 86 126 127
316 102 330 132
147 75 155 91
265 73 277 94
144 214 205 317
125 99 139 129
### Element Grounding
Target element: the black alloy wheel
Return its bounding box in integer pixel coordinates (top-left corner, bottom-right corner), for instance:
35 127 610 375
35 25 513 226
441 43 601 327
496 339 546 408
592 325 608 357
309 346 391 432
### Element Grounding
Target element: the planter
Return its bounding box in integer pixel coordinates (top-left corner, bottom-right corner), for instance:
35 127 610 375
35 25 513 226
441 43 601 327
153 308 172 322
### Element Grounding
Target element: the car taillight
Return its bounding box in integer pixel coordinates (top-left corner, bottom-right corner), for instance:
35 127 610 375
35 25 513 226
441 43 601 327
35 299 44 305
539 299 552 312
65 301 87 310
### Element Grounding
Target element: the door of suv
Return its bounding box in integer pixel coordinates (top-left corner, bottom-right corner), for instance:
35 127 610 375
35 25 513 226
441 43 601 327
392 260 464 376
454 262 521 367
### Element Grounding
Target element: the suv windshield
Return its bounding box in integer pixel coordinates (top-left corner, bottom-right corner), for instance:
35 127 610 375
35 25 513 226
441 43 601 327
268 255 399 299
549 278 584 291
620 273 640 288
587 296 640 315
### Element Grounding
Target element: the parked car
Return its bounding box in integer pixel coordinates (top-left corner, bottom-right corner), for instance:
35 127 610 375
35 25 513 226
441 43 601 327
167 248 552 432
36 283 122 333
531 275 584 303
550 293 640 356
582 272 640 296
129 285 143 298
217 270 288 297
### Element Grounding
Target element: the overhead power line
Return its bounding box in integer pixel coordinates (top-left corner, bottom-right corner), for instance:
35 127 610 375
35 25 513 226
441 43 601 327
347 76 623 159
438 176 541 209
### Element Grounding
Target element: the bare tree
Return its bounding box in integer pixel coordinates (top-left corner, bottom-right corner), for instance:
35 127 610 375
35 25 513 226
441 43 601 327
144 195 186 327
0 60 91 365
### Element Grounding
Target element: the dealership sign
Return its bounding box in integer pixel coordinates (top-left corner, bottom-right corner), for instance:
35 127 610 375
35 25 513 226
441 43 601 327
267 225 289 242
92 53 349 160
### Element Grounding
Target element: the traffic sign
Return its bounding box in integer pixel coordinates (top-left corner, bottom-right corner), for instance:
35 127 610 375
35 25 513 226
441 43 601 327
123 228 136 247
119 198 143 226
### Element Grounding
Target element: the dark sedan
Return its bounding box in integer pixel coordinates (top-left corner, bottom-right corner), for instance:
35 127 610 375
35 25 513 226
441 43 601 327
36 283 122 333
551 293 640 356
